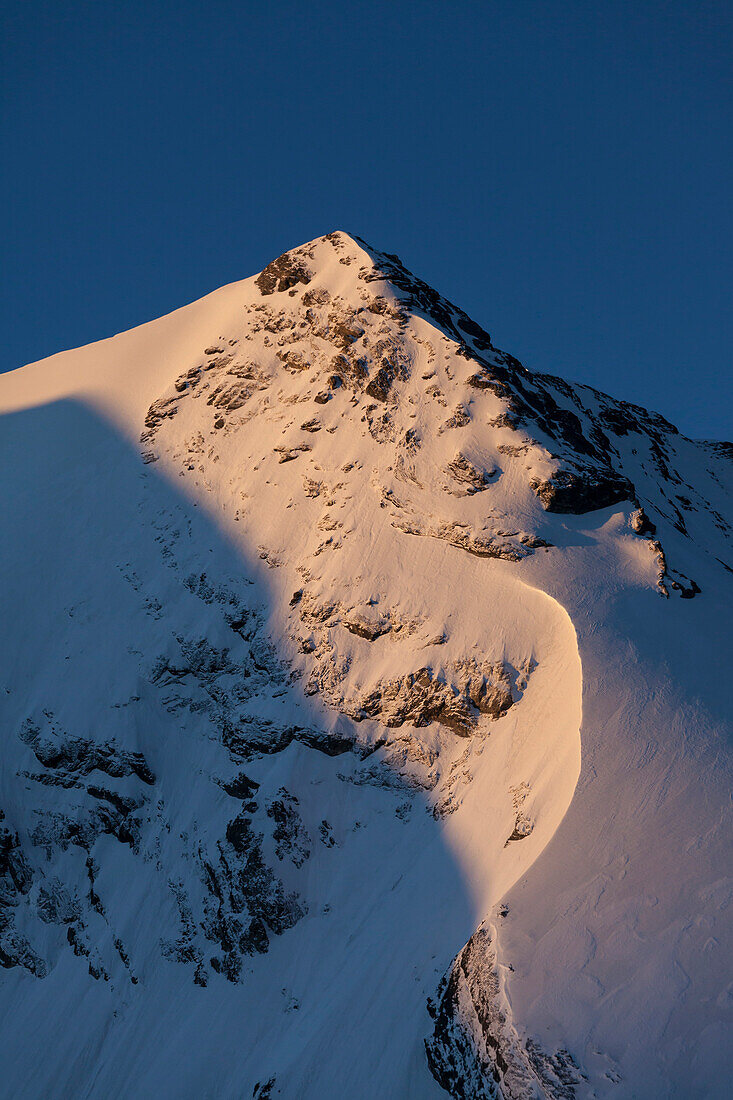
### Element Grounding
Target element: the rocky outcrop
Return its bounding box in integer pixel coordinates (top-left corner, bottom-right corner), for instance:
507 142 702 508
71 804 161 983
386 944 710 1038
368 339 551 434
504 783 533 847
267 791 311 868
531 470 634 514
200 811 306 984
256 251 312 295
351 660 516 736
630 507 656 537
30 797 146 854
426 924 584 1100
357 241 493 356
446 453 496 495
252 1078 278 1099
365 344 412 401
19 715 155 786
0 809 44 976
342 614 393 641
16 714 154 859
392 516 544 563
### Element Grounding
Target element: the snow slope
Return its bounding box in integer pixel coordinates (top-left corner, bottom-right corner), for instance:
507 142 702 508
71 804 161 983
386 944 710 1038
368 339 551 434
0 232 730 1098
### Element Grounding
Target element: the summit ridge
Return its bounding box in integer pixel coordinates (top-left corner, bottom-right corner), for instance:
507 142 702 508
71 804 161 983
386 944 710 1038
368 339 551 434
0 231 730 1098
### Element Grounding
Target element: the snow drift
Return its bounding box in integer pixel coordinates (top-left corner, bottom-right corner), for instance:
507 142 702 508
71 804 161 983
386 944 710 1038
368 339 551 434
0 232 730 1098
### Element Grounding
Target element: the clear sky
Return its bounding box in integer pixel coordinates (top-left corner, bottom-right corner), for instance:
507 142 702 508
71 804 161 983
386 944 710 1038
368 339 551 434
2 0 731 439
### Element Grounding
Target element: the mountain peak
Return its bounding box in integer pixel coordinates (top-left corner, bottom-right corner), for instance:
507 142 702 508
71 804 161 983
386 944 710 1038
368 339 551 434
0 231 730 1099
130 228 727 599
254 231 496 353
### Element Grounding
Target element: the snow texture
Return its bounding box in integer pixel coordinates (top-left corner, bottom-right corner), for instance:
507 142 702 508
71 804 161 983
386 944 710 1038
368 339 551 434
0 232 730 1098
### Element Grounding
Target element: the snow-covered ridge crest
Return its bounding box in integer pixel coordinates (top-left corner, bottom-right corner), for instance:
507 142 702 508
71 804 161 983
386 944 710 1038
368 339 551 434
0 231 730 1098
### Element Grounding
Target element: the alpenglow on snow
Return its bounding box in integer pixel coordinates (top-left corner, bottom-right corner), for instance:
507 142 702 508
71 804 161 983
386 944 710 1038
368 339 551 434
0 232 730 1099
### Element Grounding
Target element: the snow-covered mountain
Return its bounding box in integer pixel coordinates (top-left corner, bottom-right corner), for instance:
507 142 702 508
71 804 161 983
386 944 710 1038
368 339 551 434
0 232 730 1099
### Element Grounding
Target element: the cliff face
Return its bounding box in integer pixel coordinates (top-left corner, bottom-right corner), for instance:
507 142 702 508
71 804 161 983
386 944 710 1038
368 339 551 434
0 232 730 1098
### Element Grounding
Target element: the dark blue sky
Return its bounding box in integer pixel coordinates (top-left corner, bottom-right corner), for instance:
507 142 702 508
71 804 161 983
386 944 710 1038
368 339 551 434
2 1 731 438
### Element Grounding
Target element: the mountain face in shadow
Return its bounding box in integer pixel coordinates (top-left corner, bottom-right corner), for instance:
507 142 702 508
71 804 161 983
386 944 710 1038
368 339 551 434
0 232 730 1098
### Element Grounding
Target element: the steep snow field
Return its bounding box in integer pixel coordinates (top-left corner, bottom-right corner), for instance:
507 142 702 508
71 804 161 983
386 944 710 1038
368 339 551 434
0 233 730 1098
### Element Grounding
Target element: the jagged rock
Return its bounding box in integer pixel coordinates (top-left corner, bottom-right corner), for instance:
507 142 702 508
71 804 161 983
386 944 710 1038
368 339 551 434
267 791 311 868
446 453 496 495
630 507 656 536
224 813 305 934
37 880 82 925
442 405 472 432
87 785 144 817
274 443 311 463
352 660 514 735
365 361 403 401
531 470 634 514
221 720 357 762
276 349 310 373
0 925 46 977
302 287 330 307
359 247 491 353
30 800 144 853
399 519 532 563
220 773 260 801
0 810 44 975
342 615 392 641
256 252 312 295
315 306 364 353
0 810 33 905
252 1078 278 1099
364 340 411 401
198 804 308 985
19 715 155 786
162 879 204 975
140 395 180 443
504 782 534 847
426 924 583 1099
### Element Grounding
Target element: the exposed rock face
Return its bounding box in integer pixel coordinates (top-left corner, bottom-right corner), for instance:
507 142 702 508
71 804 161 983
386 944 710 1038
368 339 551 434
364 345 412 401
252 1078 278 1100
359 246 493 355
201 809 306 983
20 715 155 785
342 614 393 641
531 470 634 514
426 925 583 1100
3 562 355 989
139 230 727 595
630 506 656 536
0 809 43 975
352 661 515 735
504 783 533 846
446 453 495 495
256 250 312 296
391 516 541 562
267 791 312 868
